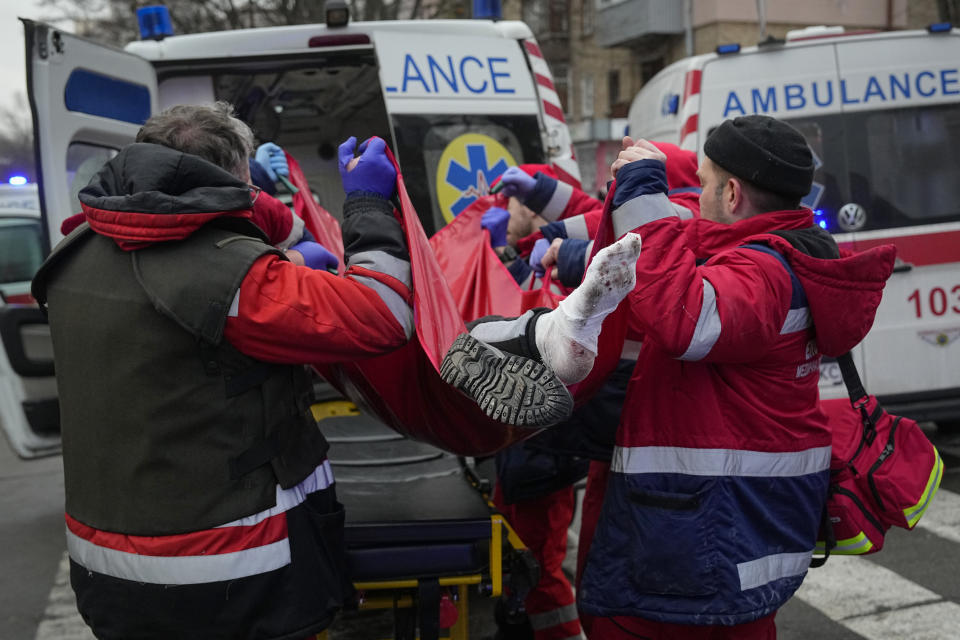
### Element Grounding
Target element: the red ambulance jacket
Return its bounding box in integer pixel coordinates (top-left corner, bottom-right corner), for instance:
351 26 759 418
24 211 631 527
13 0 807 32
578 158 896 625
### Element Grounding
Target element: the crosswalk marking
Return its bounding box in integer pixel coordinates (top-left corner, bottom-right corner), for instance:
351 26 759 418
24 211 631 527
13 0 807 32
35 553 93 640
914 483 960 545
794 485 960 639
844 602 960 640
797 556 941 619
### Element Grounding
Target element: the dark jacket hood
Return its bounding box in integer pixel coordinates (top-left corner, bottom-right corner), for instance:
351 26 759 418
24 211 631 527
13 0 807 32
78 143 254 249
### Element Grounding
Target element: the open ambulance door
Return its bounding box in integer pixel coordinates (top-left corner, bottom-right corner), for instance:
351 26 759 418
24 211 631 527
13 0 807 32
0 22 156 459
23 19 158 251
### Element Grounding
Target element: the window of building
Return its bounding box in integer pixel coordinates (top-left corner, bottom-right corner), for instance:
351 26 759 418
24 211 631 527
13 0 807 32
553 64 570 114
581 75 594 118
641 58 665 85
608 70 620 111
582 1 595 36
548 0 568 34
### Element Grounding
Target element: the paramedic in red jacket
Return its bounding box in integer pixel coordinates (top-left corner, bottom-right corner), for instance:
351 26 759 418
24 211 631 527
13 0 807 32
31 102 412 640
576 116 895 639
451 115 895 639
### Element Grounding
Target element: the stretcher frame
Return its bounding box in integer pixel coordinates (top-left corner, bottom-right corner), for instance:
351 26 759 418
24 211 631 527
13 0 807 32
310 399 536 640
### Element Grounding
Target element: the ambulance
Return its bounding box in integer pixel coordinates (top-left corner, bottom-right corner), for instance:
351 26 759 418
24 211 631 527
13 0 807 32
23 7 578 249
9 8 578 458
628 24 960 427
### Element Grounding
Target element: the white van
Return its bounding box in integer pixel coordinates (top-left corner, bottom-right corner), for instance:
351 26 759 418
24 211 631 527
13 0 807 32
0 206 58 458
24 12 578 248
628 26 960 426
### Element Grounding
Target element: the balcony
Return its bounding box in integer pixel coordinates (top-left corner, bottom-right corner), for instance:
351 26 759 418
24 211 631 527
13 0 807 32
595 0 685 48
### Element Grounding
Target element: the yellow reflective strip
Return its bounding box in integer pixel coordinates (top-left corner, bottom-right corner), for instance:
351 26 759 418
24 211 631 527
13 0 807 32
904 449 944 527
817 531 874 555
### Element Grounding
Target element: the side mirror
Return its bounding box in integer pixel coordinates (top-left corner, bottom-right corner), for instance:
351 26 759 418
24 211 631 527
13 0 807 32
0 306 55 378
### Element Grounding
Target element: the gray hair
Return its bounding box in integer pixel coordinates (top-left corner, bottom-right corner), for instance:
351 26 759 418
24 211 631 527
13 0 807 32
136 101 254 180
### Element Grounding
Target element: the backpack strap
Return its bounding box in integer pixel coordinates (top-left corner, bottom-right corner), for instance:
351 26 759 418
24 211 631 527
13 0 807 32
739 243 809 327
810 501 836 568
838 353 868 406
740 242 869 406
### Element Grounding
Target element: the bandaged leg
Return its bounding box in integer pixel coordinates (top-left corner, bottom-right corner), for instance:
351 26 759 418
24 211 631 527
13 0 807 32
439 233 640 427
534 232 641 384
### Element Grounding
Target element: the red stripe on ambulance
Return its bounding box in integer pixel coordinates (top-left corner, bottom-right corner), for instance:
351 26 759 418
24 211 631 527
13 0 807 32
680 114 699 140
535 73 556 91
853 229 960 267
683 69 702 105
543 100 566 122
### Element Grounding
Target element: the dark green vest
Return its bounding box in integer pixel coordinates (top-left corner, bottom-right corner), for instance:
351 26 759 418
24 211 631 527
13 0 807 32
33 222 329 535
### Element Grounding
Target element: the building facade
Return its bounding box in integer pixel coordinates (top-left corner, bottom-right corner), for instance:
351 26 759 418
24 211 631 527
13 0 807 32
516 0 947 196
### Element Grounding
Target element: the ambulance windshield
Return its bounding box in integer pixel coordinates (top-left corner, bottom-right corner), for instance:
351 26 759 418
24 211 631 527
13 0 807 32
789 103 960 233
0 216 44 288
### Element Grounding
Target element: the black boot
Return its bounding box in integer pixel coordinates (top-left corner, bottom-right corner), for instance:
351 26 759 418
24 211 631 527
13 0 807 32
440 333 573 428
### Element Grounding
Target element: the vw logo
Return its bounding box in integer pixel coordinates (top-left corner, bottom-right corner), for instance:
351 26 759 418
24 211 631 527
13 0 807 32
837 203 867 232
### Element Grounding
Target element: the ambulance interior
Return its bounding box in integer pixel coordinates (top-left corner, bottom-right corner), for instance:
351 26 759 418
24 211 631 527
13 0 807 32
156 46 549 235
157 49 393 222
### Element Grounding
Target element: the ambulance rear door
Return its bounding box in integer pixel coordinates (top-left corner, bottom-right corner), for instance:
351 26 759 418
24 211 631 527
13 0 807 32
23 19 158 251
372 29 546 235
9 21 157 458
831 32 960 420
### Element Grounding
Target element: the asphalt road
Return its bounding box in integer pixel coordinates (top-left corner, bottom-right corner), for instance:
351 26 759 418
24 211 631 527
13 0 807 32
4 425 960 640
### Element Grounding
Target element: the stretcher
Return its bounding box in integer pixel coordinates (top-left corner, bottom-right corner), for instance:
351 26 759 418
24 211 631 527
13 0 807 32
310 391 539 640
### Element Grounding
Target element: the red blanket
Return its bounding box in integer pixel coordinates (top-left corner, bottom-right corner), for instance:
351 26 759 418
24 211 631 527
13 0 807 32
301 151 626 455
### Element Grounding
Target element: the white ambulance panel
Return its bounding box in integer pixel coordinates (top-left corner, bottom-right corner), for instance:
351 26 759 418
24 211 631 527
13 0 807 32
698 44 843 135
834 35 960 113
373 32 539 116
626 61 689 145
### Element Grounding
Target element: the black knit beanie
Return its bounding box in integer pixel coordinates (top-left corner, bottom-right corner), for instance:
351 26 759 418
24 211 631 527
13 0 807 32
703 115 814 199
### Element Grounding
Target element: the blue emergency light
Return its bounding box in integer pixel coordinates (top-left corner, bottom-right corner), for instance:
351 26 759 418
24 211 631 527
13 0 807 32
473 0 503 20
137 5 174 41
927 22 953 33
716 43 741 55
814 209 829 230
8 175 27 186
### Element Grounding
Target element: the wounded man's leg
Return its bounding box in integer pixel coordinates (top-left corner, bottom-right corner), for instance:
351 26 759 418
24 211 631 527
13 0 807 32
441 233 641 428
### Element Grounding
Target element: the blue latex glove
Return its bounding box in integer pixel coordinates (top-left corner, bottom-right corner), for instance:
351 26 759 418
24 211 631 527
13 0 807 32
529 237 550 277
338 136 396 198
480 207 510 248
254 142 289 182
496 167 537 200
290 241 339 272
